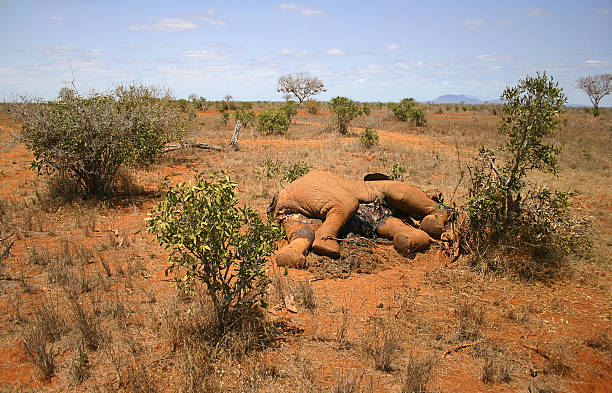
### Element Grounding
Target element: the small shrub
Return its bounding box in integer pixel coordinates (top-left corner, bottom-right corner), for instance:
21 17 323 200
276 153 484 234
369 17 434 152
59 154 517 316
216 100 231 125
304 99 321 114
256 109 291 135
359 126 379 148
402 354 434 393
361 102 371 116
147 172 283 333
390 163 407 181
362 318 402 372
283 161 311 183
21 325 55 380
329 96 362 134
389 98 427 126
72 299 105 351
20 85 190 198
233 102 256 128
69 344 91 385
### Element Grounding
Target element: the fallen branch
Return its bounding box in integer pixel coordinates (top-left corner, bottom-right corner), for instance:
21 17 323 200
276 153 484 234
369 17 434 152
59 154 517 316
443 341 482 357
523 344 550 359
0 232 14 261
163 141 222 153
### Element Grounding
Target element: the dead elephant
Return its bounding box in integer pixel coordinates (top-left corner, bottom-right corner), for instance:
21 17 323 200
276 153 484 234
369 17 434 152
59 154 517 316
268 170 448 267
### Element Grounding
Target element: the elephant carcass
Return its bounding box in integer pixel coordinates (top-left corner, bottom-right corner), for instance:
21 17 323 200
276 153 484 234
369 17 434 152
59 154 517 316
270 170 447 267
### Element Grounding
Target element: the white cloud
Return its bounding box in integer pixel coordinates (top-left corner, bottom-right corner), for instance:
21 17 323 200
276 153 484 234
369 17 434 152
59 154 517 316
596 8 611 14
41 16 73 23
278 3 322 16
356 78 367 83
527 8 547 17
276 48 310 57
585 59 610 67
384 44 399 51
183 50 229 61
128 18 199 32
461 19 486 25
208 8 215 14
89 49 103 56
324 48 344 55
198 16 228 26
477 54 511 62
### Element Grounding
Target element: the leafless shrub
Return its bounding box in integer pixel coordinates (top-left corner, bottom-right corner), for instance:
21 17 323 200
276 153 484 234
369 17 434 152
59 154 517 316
293 280 316 310
33 301 68 343
26 245 52 266
332 370 372 393
68 343 91 385
528 376 561 393
21 324 55 380
71 298 105 351
361 317 402 372
401 354 435 393
585 331 610 351
336 305 351 349
544 344 572 376
452 299 485 342
479 345 512 384
237 357 282 393
176 337 219 393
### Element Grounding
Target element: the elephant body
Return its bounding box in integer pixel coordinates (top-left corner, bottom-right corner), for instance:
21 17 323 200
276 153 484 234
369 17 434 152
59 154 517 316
271 171 447 267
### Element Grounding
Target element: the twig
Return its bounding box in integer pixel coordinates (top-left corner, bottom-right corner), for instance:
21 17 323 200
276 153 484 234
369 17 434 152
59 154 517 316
163 141 222 153
443 341 482 357
0 233 15 261
523 344 550 359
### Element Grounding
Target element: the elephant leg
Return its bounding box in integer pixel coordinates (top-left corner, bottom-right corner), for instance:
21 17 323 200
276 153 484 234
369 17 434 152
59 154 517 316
312 202 357 259
377 217 431 255
276 215 322 268
419 210 447 239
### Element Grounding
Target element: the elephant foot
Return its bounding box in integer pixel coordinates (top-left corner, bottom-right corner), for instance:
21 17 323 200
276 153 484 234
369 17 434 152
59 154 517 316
420 212 446 239
312 238 341 259
275 248 307 268
393 231 431 255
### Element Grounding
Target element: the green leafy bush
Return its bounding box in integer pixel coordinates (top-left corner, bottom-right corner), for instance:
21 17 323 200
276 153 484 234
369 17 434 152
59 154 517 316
362 102 371 116
147 172 283 332
359 126 379 148
388 98 427 126
283 161 311 183
464 72 590 280
280 101 298 120
20 85 190 198
215 101 231 125
390 163 407 180
304 100 321 114
329 96 362 134
233 102 256 128
256 109 291 135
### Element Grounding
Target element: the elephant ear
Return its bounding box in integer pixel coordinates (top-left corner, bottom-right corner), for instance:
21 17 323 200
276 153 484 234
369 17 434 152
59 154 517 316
364 172 391 181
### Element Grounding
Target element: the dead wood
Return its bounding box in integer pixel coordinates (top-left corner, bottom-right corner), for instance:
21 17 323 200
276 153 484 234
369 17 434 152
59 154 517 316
443 341 482 357
523 343 550 359
230 120 241 151
163 141 222 153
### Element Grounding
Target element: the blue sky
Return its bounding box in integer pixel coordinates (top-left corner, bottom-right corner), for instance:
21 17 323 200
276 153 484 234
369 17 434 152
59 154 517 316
1 0 611 105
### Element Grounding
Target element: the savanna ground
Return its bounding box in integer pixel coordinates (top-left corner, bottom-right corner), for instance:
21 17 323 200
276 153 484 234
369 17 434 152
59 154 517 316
0 103 610 392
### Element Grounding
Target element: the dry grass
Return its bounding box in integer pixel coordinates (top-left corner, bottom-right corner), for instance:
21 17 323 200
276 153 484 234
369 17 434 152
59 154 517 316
401 354 435 393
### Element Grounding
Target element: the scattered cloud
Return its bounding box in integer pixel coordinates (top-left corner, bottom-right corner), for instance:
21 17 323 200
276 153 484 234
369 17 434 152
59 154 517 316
89 49 103 56
183 50 229 61
461 19 486 25
526 8 547 17
596 8 611 14
585 59 610 67
477 54 511 62
356 78 367 83
278 3 322 16
461 19 486 31
128 18 199 32
276 48 310 57
384 44 399 51
208 8 215 14
198 16 228 26
324 48 344 55
41 16 73 23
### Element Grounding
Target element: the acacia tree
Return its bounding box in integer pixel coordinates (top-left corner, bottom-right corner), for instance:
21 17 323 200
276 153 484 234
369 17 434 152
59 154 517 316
578 74 611 117
277 72 326 103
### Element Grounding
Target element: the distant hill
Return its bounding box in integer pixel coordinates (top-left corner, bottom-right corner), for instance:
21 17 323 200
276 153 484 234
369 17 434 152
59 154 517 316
431 94 501 105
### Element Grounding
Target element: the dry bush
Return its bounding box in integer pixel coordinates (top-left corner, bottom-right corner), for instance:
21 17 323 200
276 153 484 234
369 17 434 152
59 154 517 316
401 354 435 393
361 317 402 372
176 337 219 393
475 343 512 384
292 280 317 310
332 370 373 393
71 298 105 351
544 343 572 377
452 299 485 342
585 331 610 351
26 245 53 266
21 322 57 380
335 305 351 349
68 343 91 385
